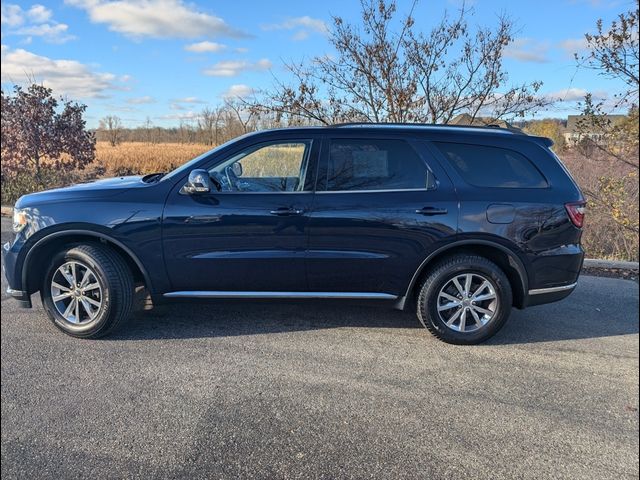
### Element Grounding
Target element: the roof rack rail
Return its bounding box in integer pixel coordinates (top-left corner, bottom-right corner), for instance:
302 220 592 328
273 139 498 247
329 121 525 135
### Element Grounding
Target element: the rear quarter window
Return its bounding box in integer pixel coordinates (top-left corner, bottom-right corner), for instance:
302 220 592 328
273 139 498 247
433 142 548 188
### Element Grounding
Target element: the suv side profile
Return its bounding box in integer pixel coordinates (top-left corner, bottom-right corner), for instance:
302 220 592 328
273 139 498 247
3 124 585 344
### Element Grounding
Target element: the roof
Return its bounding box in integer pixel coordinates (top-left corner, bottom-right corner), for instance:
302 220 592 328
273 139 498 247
566 114 627 132
326 122 525 136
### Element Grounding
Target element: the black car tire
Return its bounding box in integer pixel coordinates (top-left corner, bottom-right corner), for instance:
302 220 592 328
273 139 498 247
417 254 513 345
41 244 134 338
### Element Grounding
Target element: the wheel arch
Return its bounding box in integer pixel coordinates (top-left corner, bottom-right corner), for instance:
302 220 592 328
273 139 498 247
402 239 529 310
22 229 152 296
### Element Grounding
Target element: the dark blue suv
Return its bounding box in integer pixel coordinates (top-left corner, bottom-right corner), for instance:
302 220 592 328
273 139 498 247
3 124 586 344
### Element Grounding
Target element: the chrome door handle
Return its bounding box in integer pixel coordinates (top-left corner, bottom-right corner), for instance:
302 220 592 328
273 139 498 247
416 207 448 216
269 208 304 216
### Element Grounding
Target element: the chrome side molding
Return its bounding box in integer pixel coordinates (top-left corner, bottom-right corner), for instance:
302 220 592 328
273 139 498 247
528 283 577 295
163 291 398 300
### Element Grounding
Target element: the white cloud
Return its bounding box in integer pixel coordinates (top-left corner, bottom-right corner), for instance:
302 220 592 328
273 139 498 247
184 41 226 53
262 16 327 41
262 16 327 33
66 0 247 39
27 4 52 23
545 88 609 102
173 96 206 103
221 84 255 99
1 4 74 43
559 38 589 57
1 45 124 98
504 38 550 63
203 58 271 77
1 4 24 26
127 95 156 104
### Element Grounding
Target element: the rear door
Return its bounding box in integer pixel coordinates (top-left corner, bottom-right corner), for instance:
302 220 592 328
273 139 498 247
306 135 458 297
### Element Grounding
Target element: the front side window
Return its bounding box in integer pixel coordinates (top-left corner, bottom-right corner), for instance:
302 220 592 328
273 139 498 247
321 138 435 192
209 141 312 192
433 142 548 188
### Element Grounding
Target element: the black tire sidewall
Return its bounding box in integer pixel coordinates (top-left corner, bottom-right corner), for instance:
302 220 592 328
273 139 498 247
420 259 512 344
42 248 113 337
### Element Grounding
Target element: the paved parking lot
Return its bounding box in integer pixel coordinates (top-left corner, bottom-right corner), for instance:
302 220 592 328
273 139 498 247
1 218 638 479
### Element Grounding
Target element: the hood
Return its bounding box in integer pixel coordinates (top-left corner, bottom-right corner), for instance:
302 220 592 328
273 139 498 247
15 175 149 208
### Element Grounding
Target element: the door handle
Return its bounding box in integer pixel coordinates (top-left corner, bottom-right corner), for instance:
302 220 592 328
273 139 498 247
416 207 448 216
269 207 304 216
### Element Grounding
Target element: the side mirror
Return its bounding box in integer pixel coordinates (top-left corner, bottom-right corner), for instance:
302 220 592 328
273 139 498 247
182 169 213 195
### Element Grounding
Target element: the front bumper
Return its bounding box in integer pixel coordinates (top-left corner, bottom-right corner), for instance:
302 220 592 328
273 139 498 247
2 240 32 308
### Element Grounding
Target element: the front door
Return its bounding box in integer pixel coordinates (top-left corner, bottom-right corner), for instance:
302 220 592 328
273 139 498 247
306 136 458 296
162 138 319 293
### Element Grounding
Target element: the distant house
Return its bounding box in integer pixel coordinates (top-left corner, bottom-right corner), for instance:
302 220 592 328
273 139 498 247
449 113 521 131
564 114 627 146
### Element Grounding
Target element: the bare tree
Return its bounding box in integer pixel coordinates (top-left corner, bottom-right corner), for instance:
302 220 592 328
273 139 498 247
250 0 547 125
198 106 224 145
577 0 639 107
99 115 123 147
224 97 257 134
1 84 95 187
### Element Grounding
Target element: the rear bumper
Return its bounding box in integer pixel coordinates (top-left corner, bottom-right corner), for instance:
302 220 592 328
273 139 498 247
5 287 32 308
525 282 577 307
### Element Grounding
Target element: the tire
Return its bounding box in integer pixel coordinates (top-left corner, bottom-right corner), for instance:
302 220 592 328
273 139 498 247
417 254 513 345
41 244 134 339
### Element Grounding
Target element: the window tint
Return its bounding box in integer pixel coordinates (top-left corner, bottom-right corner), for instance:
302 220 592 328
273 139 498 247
210 141 311 192
434 142 548 188
322 139 435 191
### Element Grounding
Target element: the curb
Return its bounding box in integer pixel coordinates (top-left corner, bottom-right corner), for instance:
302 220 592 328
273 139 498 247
1 205 12 217
1 204 638 270
584 258 639 270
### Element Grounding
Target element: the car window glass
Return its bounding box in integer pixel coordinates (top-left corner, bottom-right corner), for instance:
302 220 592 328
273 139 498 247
322 139 434 191
210 141 311 192
434 142 548 188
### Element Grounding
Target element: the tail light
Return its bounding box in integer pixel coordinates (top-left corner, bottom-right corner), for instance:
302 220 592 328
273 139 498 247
565 202 586 228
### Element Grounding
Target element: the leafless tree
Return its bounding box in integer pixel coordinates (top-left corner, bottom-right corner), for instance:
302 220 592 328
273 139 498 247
250 0 547 125
99 115 123 147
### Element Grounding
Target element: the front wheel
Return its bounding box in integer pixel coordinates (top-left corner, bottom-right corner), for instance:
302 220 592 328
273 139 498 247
41 244 134 338
417 255 513 345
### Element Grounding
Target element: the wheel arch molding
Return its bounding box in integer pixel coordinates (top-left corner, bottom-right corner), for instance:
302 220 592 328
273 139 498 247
21 227 154 296
402 238 530 310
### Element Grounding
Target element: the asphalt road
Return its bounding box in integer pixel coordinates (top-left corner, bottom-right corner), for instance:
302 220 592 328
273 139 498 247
1 217 638 480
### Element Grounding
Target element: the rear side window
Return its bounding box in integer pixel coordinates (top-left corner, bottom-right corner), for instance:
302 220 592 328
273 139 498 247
434 142 548 188
321 138 436 191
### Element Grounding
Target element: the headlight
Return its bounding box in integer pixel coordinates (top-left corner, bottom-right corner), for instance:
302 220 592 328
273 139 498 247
12 209 28 233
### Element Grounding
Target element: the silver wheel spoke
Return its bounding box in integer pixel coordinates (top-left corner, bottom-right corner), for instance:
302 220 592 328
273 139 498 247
472 280 490 298
52 292 72 302
51 281 71 292
83 282 100 292
75 298 80 323
63 299 77 322
472 305 494 317
438 301 461 312
71 262 77 285
83 296 101 308
440 292 460 303
452 277 465 296
470 308 483 327
79 268 92 287
464 274 473 296
80 298 97 320
473 293 496 302
445 308 463 326
459 309 467 332
59 266 74 287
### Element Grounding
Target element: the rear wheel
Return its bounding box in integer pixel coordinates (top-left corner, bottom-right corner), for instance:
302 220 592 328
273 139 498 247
417 254 513 345
41 244 134 338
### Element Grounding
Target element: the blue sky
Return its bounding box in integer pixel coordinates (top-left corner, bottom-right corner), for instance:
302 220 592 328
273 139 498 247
0 0 633 128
